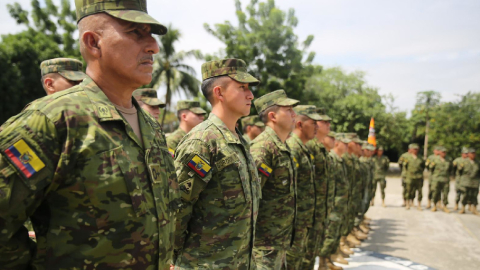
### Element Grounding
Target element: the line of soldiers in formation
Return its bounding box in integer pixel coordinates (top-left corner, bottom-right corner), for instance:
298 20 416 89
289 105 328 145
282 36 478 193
2 1 478 269
398 144 479 214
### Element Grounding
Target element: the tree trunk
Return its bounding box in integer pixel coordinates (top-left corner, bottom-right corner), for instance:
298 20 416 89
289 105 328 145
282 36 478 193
424 111 429 159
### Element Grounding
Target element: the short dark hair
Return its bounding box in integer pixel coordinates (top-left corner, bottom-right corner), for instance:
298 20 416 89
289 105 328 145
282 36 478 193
259 105 280 123
177 109 189 121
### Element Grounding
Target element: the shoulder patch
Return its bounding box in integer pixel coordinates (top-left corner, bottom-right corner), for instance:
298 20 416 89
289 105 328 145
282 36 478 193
258 163 273 177
168 148 175 157
3 139 45 178
187 154 211 178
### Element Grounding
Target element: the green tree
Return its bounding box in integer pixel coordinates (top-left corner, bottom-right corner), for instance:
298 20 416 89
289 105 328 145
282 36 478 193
204 0 318 104
304 67 410 159
0 0 80 123
411 90 442 158
145 24 202 126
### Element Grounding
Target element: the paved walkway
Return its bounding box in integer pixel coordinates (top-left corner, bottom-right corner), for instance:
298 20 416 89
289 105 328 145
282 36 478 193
316 177 480 270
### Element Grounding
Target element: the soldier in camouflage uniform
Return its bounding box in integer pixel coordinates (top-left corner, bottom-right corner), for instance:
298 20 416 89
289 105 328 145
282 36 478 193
404 143 425 210
458 148 480 215
304 108 332 270
241 115 265 144
286 105 320 270
173 58 261 269
0 1 180 269
166 100 206 156
398 148 412 207
133 88 165 119
320 134 350 270
372 146 390 207
250 90 299 270
425 146 441 209
428 146 452 212
40 58 87 95
453 147 469 210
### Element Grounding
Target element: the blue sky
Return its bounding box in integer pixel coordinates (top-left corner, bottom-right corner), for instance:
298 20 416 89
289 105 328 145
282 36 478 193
1 0 479 113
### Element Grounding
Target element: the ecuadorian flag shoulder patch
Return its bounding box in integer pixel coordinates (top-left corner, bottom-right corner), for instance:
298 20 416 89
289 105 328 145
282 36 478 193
258 163 272 177
4 139 45 178
188 155 211 178
168 148 175 158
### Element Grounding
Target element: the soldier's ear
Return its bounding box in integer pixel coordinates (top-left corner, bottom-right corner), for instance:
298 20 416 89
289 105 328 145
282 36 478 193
212 85 224 102
43 77 55 95
268 111 276 123
82 31 102 59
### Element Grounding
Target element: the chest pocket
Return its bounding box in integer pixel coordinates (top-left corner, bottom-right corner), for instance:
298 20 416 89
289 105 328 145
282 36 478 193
82 146 148 228
272 156 294 194
216 147 249 209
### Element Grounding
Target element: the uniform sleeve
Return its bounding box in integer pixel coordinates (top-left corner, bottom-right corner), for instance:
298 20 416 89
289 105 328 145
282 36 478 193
173 139 211 256
0 110 58 269
250 141 273 188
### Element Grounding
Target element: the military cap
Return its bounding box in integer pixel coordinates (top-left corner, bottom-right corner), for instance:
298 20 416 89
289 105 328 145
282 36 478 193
254 90 299 114
294 105 322 121
241 116 265 128
345 133 362 144
367 144 376 151
434 145 443 151
461 147 469 154
40 58 86 81
201 58 260 86
377 145 384 151
133 88 165 107
327 131 336 138
335 133 352 144
409 143 419 150
176 100 207 115
316 107 332 121
468 148 476 153
75 0 167 35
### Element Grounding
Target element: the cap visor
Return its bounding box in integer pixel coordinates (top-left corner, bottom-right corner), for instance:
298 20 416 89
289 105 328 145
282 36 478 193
306 113 323 121
228 72 260 86
106 10 167 35
59 71 87 82
320 115 332 121
190 107 207 114
142 98 165 107
254 122 265 127
277 98 300 107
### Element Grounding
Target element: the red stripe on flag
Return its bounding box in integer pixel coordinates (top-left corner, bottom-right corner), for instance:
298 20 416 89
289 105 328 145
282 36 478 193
188 161 206 177
5 148 32 178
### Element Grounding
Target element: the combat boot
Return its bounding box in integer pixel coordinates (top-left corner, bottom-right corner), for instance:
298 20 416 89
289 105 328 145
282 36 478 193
353 228 368 240
382 199 386 207
332 248 349 265
340 242 354 255
426 199 431 209
459 205 466 214
431 205 437 212
318 257 329 270
443 206 450 213
472 207 479 215
454 203 458 211
359 223 370 234
326 257 343 270
338 244 350 258
347 233 361 246
406 200 410 210
370 200 374 206
417 201 422 211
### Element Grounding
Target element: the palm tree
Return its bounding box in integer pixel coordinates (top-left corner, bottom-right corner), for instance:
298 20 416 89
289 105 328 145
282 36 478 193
416 90 441 159
146 24 203 126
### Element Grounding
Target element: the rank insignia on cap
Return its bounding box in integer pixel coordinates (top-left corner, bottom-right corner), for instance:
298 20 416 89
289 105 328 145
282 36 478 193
4 139 45 178
168 148 175 158
188 155 211 178
258 163 272 177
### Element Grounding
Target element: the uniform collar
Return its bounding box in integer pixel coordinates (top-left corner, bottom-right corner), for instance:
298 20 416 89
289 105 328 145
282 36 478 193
330 150 343 162
208 113 243 144
264 126 289 152
82 76 124 122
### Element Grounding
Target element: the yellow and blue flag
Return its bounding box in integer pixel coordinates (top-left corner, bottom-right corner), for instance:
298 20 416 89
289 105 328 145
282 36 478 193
4 139 45 178
258 163 272 177
188 155 211 178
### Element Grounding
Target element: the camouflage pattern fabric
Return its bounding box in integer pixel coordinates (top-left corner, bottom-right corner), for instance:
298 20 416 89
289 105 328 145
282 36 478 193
173 113 261 269
133 88 165 107
341 153 355 237
286 133 315 269
0 77 179 269
243 134 252 145
250 126 296 269
428 156 452 205
75 0 167 35
319 150 348 257
373 155 390 200
201 59 260 86
253 90 299 114
458 159 479 206
304 138 330 269
292 105 322 121
40 58 86 81
176 100 207 115
425 154 439 201
166 128 186 155
453 156 467 204
348 155 362 233
404 154 425 201
359 156 373 215
398 152 410 201
241 115 265 128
